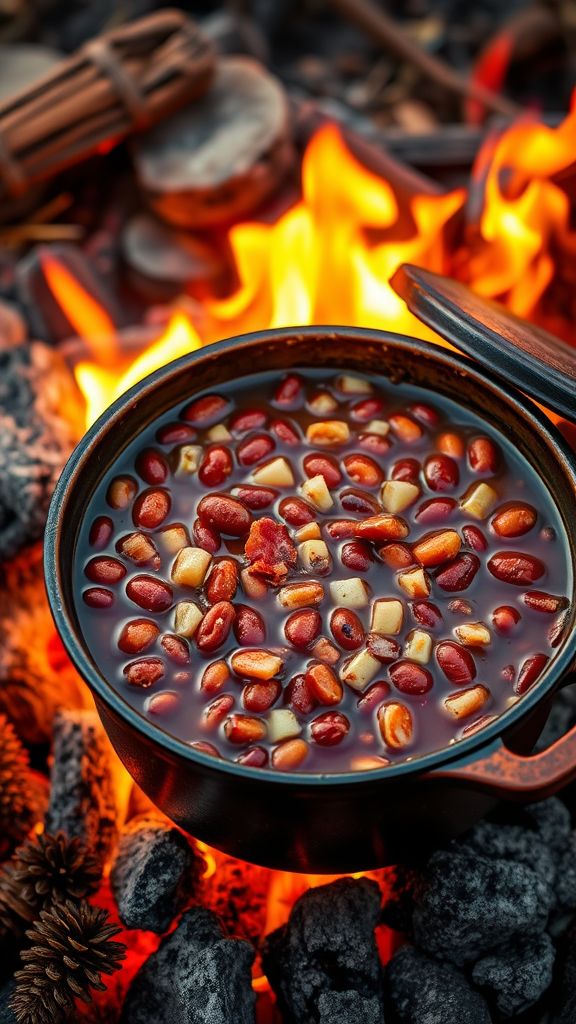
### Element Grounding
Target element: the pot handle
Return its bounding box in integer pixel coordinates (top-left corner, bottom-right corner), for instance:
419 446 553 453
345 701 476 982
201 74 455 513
426 724 576 800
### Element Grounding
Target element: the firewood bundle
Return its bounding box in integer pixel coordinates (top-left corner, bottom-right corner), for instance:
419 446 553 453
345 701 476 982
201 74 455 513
0 9 215 212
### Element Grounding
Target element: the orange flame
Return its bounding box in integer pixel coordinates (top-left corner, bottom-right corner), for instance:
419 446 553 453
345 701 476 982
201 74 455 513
37 112 576 429
40 250 117 364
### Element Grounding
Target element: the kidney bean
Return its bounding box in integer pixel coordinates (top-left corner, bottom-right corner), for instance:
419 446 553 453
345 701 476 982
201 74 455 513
436 553 480 592
448 599 473 616
341 540 373 572
242 680 280 713
491 503 537 538
415 498 457 524
230 408 267 433
160 634 190 664
225 714 267 744
124 657 165 688
190 741 221 758
118 619 159 654
379 543 414 570
235 746 269 767
201 660 231 694
411 601 443 629
390 661 433 695
468 436 499 474
234 604 267 646
358 432 392 456
305 663 343 705
312 637 341 664
196 601 235 652
206 559 239 604
272 738 309 770
85 556 126 585
279 496 316 527
487 552 545 586
343 454 383 487
237 434 275 467
117 532 160 569
285 609 322 649
325 519 357 540
197 494 252 536
355 514 408 542
311 711 350 746
203 694 235 730
198 445 233 487
231 485 278 509
126 575 173 613
437 432 465 459
413 529 461 567
156 422 196 445
378 702 413 749
436 641 476 684
462 525 488 551
133 488 171 529
492 605 521 633
351 397 384 421
340 488 380 516
388 413 423 442
357 681 391 712
274 374 304 405
303 453 342 488
366 633 401 662
409 402 440 428
285 673 317 714
391 458 421 484
270 418 300 445
135 448 169 486
83 587 115 609
330 608 365 650
501 665 516 683
549 611 569 648
424 454 459 491
89 516 113 549
147 691 181 716
182 394 229 424
193 518 221 554
515 653 549 695
523 591 568 614
107 476 138 510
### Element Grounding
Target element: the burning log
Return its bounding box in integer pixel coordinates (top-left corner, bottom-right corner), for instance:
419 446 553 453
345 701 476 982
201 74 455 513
110 814 206 934
0 545 88 744
133 57 294 229
120 906 256 1024
0 339 84 560
45 709 126 871
262 877 384 1023
0 11 215 216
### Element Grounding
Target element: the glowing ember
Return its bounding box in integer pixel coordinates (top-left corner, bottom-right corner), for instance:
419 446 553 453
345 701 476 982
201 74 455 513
42 108 576 429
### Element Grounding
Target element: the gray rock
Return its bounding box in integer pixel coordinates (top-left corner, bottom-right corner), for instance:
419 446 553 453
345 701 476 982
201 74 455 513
318 989 383 1023
413 848 553 966
386 946 491 1024
121 906 255 1024
262 877 383 1024
110 815 204 933
472 933 555 1017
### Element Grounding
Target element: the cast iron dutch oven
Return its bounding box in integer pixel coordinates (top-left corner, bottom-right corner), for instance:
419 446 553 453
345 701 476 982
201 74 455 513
45 267 576 872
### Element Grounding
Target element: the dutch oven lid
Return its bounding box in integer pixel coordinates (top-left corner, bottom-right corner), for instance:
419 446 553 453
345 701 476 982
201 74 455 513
391 264 576 421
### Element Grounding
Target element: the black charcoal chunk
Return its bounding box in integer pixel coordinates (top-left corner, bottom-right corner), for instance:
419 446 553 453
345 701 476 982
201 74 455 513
551 919 576 1023
462 820 555 892
0 981 15 1024
412 849 552 966
262 877 383 1024
121 906 255 1024
472 933 554 1017
386 946 491 1024
555 833 576 911
45 709 120 870
110 815 204 933
525 798 572 852
318 990 383 1023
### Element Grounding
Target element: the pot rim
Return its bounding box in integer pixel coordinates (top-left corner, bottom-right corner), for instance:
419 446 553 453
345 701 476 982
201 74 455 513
45 325 576 788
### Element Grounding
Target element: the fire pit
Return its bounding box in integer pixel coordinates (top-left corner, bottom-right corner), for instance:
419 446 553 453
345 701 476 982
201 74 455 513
1 4 576 1023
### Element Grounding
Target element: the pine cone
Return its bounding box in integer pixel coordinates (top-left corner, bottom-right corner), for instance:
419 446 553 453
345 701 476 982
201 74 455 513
0 713 43 849
0 832 101 938
11 900 125 1024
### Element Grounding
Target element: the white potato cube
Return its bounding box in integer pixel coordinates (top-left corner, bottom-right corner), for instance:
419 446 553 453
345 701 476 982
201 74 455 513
398 567 430 598
380 480 420 514
340 649 381 691
365 419 389 436
460 482 498 520
329 577 371 608
371 598 404 635
171 546 211 587
404 629 432 663
267 709 301 743
206 424 232 442
455 622 491 646
295 522 321 542
253 457 295 487
173 601 203 637
335 374 373 394
301 474 333 511
175 444 202 475
308 392 338 415
157 524 190 556
299 539 332 575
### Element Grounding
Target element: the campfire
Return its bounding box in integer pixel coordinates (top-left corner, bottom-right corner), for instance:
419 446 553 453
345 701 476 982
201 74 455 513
1 5 576 1024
